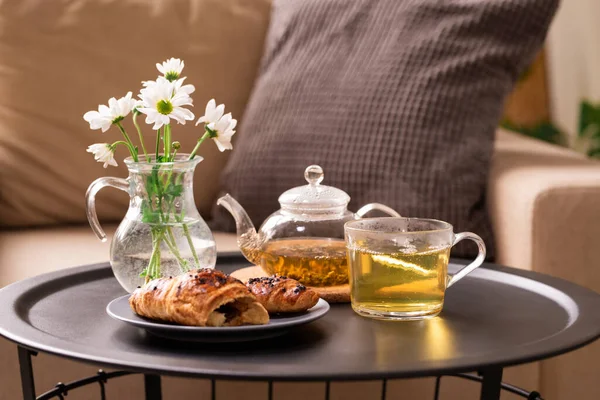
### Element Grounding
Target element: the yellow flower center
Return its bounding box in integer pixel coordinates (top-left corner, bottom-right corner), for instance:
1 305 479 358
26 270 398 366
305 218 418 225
156 100 173 115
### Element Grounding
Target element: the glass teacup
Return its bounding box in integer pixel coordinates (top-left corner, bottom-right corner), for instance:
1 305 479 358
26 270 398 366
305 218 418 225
344 217 486 321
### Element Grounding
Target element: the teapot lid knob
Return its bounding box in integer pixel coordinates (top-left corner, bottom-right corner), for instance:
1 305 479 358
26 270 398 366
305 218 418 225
304 165 324 186
278 164 350 211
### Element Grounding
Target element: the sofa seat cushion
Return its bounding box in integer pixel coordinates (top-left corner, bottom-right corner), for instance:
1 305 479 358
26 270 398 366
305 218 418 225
212 0 559 258
0 225 238 287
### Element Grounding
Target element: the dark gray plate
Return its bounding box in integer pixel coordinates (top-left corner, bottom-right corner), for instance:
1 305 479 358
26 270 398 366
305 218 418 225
106 296 330 343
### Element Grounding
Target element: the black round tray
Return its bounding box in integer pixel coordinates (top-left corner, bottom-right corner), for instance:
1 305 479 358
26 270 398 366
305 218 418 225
1 255 599 382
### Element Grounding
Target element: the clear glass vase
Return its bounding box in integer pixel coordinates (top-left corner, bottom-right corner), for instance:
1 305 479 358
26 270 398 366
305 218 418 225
85 154 216 292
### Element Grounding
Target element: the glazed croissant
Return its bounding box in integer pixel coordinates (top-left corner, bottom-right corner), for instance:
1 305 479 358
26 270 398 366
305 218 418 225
246 275 320 313
129 269 269 327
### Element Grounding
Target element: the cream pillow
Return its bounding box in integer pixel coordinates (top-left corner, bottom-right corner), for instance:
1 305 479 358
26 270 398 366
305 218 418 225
0 0 271 227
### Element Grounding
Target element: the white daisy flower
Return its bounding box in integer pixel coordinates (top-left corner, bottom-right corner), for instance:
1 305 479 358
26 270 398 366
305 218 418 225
207 113 237 152
142 76 195 95
83 92 136 132
173 77 195 95
86 143 118 168
157 58 184 82
133 99 144 112
196 99 225 126
137 79 195 130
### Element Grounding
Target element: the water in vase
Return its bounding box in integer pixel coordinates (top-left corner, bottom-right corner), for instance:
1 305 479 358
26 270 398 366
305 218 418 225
110 218 216 292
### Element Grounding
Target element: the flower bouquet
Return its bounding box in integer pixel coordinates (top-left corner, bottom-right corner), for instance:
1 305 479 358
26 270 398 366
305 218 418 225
84 58 236 292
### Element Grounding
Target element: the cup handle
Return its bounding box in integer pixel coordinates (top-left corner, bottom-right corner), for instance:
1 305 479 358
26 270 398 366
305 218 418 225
446 232 487 288
85 177 130 242
356 203 402 218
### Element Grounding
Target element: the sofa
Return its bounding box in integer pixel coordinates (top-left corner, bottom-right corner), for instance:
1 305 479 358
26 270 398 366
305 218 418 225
1 0 600 399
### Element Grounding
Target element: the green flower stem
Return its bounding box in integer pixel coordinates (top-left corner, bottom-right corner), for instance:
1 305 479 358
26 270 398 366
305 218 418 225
165 226 178 247
165 227 190 271
110 139 136 161
162 147 184 197
166 198 198 270
163 191 198 270
157 196 166 224
152 229 164 280
145 227 164 282
144 219 194 278
152 247 161 280
155 128 161 161
182 223 200 268
166 163 178 186
148 164 166 223
115 122 139 162
110 140 131 149
188 130 211 160
164 124 172 161
133 111 150 161
164 240 186 270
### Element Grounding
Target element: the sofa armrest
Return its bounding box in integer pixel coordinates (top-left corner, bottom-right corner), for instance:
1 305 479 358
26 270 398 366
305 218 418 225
489 129 600 400
488 129 600 290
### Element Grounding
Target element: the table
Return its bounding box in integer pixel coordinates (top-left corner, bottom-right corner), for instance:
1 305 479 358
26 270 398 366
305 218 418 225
1 254 600 400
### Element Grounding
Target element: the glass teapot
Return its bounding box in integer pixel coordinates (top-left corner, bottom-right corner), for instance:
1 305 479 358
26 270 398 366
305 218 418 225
217 165 400 287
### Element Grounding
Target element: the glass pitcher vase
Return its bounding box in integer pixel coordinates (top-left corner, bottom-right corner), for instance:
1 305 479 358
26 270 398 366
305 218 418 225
85 154 216 292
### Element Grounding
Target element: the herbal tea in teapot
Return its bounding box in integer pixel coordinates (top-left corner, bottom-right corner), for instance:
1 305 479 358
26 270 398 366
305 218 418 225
217 165 400 289
246 238 349 287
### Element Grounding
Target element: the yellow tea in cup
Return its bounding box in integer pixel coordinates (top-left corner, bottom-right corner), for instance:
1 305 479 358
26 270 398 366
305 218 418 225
348 245 450 316
345 218 485 320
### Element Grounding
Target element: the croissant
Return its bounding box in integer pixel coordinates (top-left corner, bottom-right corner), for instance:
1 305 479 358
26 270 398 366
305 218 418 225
246 275 320 313
129 269 269 327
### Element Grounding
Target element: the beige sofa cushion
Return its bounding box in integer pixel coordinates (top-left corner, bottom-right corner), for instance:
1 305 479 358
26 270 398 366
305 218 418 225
0 0 272 227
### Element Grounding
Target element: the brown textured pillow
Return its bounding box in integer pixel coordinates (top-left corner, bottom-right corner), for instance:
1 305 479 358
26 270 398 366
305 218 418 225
0 0 271 228
211 0 559 258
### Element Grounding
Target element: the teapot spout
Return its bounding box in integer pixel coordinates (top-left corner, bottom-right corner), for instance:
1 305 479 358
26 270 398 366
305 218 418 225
216 194 262 265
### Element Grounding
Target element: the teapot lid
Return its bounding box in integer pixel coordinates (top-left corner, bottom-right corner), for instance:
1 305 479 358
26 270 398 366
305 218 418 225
278 165 350 211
